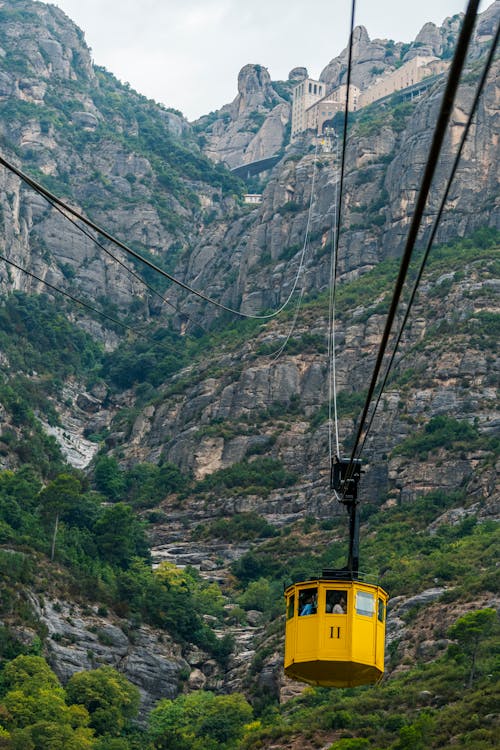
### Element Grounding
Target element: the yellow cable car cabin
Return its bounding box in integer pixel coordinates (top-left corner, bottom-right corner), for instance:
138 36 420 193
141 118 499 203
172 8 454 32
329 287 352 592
284 572 388 687
284 457 389 688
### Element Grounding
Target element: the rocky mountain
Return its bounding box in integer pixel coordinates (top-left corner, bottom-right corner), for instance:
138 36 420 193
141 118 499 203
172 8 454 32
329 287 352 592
0 0 242 329
194 63 292 169
195 3 499 170
0 0 499 746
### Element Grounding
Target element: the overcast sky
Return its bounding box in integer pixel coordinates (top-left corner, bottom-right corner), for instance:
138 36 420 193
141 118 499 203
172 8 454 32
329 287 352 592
52 1 490 121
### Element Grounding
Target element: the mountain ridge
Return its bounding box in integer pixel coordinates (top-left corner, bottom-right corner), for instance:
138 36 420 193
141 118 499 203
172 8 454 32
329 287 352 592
0 1 498 747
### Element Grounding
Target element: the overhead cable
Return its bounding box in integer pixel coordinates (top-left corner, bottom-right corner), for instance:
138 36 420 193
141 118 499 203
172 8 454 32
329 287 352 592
328 0 356 471
0 153 311 322
268 141 320 360
358 18 500 457
0 252 153 340
328 133 341 465
43 196 207 335
333 0 356 285
344 0 481 475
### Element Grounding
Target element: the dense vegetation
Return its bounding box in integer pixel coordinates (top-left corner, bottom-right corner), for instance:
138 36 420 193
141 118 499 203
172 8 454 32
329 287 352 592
0 48 498 739
0 0 498 744
0 466 235 667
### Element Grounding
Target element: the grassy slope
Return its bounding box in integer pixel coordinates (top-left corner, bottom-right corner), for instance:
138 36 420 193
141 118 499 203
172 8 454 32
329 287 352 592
0 232 498 748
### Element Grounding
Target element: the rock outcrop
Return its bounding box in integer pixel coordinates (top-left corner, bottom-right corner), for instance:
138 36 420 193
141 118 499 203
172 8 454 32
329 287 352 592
0 0 498 714
196 63 291 168
0 0 232 328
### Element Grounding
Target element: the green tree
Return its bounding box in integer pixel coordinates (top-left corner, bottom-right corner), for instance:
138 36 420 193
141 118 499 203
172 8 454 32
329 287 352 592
124 462 187 507
93 456 126 501
66 666 140 737
37 474 83 560
447 608 498 686
93 503 150 568
0 467 42 542
0 725 11 748
393 713 435 750
149 691 253 750
237 577 279 614
0 655 60 695
0 656 94 749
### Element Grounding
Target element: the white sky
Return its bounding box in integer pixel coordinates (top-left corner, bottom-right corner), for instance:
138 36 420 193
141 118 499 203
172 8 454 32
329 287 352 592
52 0 490 121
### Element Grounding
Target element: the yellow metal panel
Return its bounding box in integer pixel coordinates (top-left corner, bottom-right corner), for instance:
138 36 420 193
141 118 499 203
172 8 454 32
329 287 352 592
295 614 320 661
319 614 350 660
283 579 387 688
351 614 376 664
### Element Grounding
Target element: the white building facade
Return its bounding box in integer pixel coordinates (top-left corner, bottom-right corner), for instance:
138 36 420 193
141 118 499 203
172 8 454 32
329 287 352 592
291 78 326 140
290 56 448 140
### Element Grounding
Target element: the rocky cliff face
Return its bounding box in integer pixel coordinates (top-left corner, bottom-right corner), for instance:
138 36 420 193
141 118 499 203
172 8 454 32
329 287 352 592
194 63 291 169
0 0 238 327
0 0 499 716
177 60 499 332
0 1 498 330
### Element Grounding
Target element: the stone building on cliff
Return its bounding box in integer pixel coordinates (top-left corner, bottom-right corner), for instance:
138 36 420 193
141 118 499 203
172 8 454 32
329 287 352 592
291 55 449 140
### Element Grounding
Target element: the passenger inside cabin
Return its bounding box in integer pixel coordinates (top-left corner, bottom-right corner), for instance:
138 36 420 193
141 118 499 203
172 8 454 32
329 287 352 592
299 589 317 616
326 590 347 613
333 596 347 614
300 596 315 616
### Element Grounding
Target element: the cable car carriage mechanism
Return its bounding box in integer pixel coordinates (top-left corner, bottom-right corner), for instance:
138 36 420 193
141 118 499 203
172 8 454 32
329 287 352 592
284 457 388 688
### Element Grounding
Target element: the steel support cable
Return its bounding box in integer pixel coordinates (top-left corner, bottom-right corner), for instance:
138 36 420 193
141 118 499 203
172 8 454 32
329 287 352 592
0 252 154 340
327 0 356 475
342 0 481 484
0 153 312 322
358 20 500 458
270 287 305 361
332 0 356 287
42 196 208 335
328 132 341 464
268 141 321 360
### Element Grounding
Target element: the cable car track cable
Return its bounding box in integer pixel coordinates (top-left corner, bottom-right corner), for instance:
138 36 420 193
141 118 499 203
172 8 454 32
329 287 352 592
341 0 481 487
357 19 500 459
328 132 341 468
328 0 356 477
0 153 314 322
268 140 320 360
0 252 154 340
41 195 208 336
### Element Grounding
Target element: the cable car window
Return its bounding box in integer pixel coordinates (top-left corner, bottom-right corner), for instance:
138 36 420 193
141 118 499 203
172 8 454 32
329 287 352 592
378 598 385 623
326 590 347 613
356 591 375 617
299 588 317 616
287 594 295 620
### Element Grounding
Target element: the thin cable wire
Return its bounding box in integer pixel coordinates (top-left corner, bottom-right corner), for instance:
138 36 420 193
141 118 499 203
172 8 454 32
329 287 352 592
343 0 481 478
44 197 208 335
270 288 305 361
332 0 356 288
268 142 320 360
0 153 311 322
358 20 500 457
327 0 356 468
328 133 341 463
0 252 154 340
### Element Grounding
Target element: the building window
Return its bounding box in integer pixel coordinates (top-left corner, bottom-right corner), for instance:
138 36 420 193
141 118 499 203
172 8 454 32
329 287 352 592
309 83 312 93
